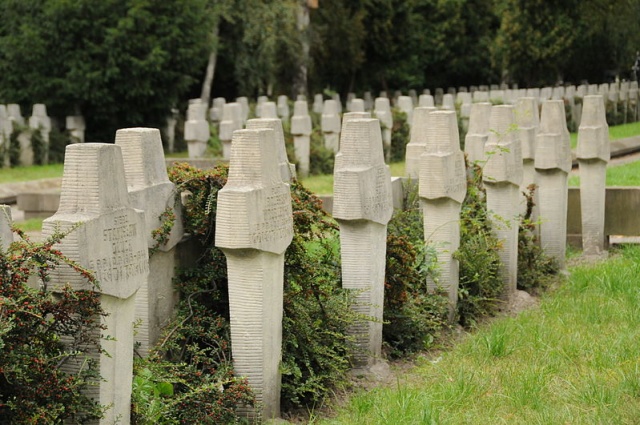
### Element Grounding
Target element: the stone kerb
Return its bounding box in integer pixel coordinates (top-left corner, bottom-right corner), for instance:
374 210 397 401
464 102 492 164
333 118 392 367
405 106 436 179
321 99 341 153
1 205 12 251
483 105 523 295
219 102 243 160
577 95 609 257
42 143 148 424
215 128 293 419
246 118 294 182
115 128 184 356
419 110 466 320
535 100 571 269
291 101 312 178
185 100 209 159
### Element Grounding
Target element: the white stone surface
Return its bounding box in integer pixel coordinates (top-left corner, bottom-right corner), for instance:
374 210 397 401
405 106 435 179
535 100 571 268
246 118 294 182
313 93 324 114
514 96 540 222
577 95 609 256
441 94 455 111
42 143 148 425
0 205 12 251
397 96 414 127
419 94 435 107
483 105 523 294
464 102 492 164
419 111 466 320
277 95 290 122
349 98 365 112
219 102 243 159
7 104 24 126
115 128 183 355
185 101 210 158
374 97 393 160
209 97 226 122
66 115 86 143
291 100 312 178
322 100 341 152
215 128 293 420
333 118 392 366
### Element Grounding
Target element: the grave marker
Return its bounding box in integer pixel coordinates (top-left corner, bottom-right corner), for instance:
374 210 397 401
42 143 149 424
405 106 435 179
215 128 293 420
333 118 392 367
246 118 295 182
464 102 492 164
291 100 312 178
483 105 523 295
322 99 341 153
184 100 209 158
577 95 609 256
419 111 466 320
535 100 571 269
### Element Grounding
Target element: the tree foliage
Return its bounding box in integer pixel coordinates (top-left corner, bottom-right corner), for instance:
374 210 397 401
0 0 213 142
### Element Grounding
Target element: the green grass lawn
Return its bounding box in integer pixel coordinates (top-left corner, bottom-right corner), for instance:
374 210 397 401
570 160 640 187
0 163 64 184
318 245 640 425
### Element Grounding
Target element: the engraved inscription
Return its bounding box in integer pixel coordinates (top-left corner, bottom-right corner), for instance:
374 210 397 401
250 186 292 245
89 213 148 283
363 166 390 217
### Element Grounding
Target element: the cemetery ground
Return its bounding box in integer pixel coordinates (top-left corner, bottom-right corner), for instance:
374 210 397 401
316 245 640 424
2 118 640 423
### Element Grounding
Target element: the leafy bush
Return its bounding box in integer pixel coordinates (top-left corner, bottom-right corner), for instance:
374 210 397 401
384 181 449 357
308 127 335 176
141 163 359 420
389 108 410 163
517 184 559 293
456 162 504 327
0 227 106 424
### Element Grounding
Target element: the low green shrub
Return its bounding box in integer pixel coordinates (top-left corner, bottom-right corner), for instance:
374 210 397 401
384 181 449 357
389 108 410 163
0 227 106 424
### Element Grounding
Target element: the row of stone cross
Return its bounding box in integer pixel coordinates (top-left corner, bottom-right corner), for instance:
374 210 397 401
0 95 614 423
0 103 86 167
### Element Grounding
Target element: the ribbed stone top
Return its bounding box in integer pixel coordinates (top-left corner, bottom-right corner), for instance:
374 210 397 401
484 105 523 185
115 128 169 190
245 119 292 182
577 95 610 161
215 129 293 254
333 118 393 224
419 111 466 203
57 144 130 215
535 100 571 172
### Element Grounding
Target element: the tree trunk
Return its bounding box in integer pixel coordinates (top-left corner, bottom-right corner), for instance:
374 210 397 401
200 23 220 105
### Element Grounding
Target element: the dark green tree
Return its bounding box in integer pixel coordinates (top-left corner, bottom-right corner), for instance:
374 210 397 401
0 0 213 142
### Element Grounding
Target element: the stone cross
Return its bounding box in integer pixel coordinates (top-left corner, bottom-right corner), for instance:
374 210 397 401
7 104 24 126
260 101 278 119
219 102 243 160
236 97 249 124
215 128 293 420
332 93 343 113
464 102 492 164
42 143 149 425
277 95 290 123
535 100 571 269
8 104 32 166
441 94 455 111
184 100 209 158
374 97 393 161
66 115 86 143
1 205 12 251
514 97 540 219
246 118 295 182
291 100 312 178
363 91 373 111
333 118 393 367
419 94 435 108
209 97 226 122
419 111 466 320
0 105 12 166
577 95 609 257
115 128 184 356
409 89 418 106
405 106 436 179
256 96 268 118
321 99 341 153
348 98 365 113
397 96 414 128
29 104 52 164
483 105 523 295
313 93 324 114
